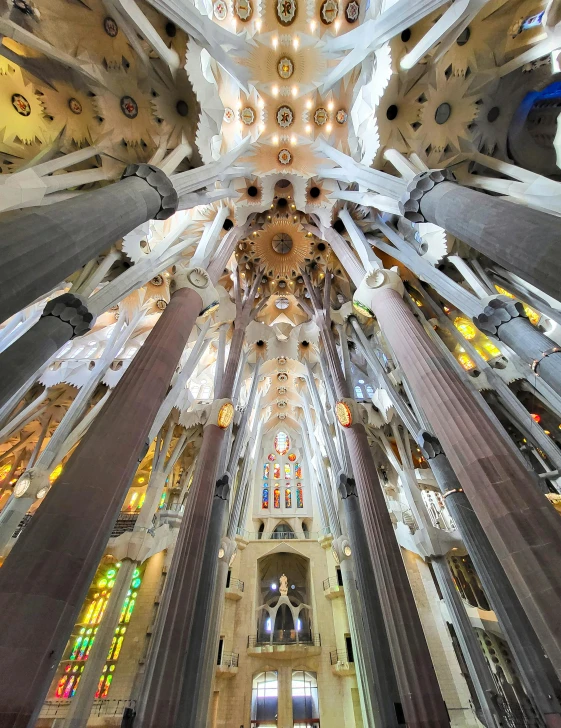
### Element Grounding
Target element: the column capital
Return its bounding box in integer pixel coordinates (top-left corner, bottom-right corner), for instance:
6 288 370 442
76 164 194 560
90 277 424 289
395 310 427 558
41 292 95 338
417 431 444 460
399 168 455 223
353 267 404 317
473 295 527 338
170 266 219 314
13 467 50 500
338 473 358 499
121 163 178 220
214 474 230 501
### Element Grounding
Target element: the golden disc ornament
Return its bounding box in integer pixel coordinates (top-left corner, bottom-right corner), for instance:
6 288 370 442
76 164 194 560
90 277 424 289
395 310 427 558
335 400 353 427
217 402 235 429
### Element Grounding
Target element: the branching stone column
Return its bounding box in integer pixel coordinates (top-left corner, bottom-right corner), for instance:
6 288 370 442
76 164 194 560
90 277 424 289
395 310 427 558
136 272 261 728
400 169 561 302
0 164 178 324
0 293 95 410
354 267 561 679
301 271 450 728
474 297 561 397
0 269 212 728
419 433 561 727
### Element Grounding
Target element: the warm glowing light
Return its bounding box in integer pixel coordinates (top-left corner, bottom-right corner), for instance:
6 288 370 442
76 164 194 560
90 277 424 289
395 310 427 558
545 430 551 435
272 85 279 97
306 99 313 109
273 134 279 145
494 285 514 299
305 124 311 133
255 18 262 30
49 464 63 483
310 19 316 30
335 401 353 428
257 97 264 108
343 544 352 557
334 18 341 31
291 135 297 145
454 316 477 340
326 123 333 133
260 123 266 133
217 402 235 429
138 477 145 484
272 36 278 49
353 300 373 318
458 353 476 371
291 85 298 97
531 413 541 423
523 303 540 325
293 35 299 50
327 101 334 111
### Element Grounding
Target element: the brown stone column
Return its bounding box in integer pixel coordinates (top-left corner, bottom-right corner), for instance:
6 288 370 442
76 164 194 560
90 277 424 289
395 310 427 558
0 285 202 728
320 325 449 728
363 271 561 680
136 274 260 728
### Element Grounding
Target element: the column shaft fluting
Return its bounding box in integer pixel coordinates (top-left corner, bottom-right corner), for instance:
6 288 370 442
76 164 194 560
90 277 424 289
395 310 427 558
321 328 449 728
0 176 163 324
419 182 561 302
0 316 74 411
0 287 202 728
372 286 561 679
137 326 245 728
428 453 561 725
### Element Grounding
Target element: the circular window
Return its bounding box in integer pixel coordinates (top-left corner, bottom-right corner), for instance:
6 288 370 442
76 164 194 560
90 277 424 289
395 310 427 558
386 104 398 120
457 27 470 46
248 185 259 197
165 21 176 36
401 28 411 42
272 233 293 254
310 186 321 198
487 106 500 123
176 100 188 117
223 218 234 231
276 296 290 309
435 102 451 125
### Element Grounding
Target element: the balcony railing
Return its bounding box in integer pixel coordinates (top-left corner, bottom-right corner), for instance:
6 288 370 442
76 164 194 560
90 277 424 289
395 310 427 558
40 699 136 719
218 651 239 668
330 649 353 665
227 577 245 592
237 527 330 541
110 512 138 537
248 632 321 648
322 576 343 591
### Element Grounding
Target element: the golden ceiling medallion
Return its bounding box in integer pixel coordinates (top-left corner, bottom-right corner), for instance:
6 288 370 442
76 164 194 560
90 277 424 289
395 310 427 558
278 148 292 165
336 108 348 124
234 0 252 21
277 105 294 128
278 57 294 79
314 107 329 126
276 0 297 24
240 106 256 125
320 0 339 23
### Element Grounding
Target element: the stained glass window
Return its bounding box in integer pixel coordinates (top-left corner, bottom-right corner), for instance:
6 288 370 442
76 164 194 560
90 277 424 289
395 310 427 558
354 385 363 399
274 431 290 455
273 463 281 479
268 453 276 462
288 453 296 462
284 463 291 479
295 463 302 479
365 384 374 397
54 563 143 700
296 484 303 508
274 486 281 509
263 463 270 479
285 487 292 508
262 486 269 509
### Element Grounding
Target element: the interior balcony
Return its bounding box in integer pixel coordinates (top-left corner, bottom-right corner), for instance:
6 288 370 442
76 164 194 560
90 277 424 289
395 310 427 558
322 576 344 600
225 576 245 601
216 651 239 678
247 631 322 659
329 649 356 677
